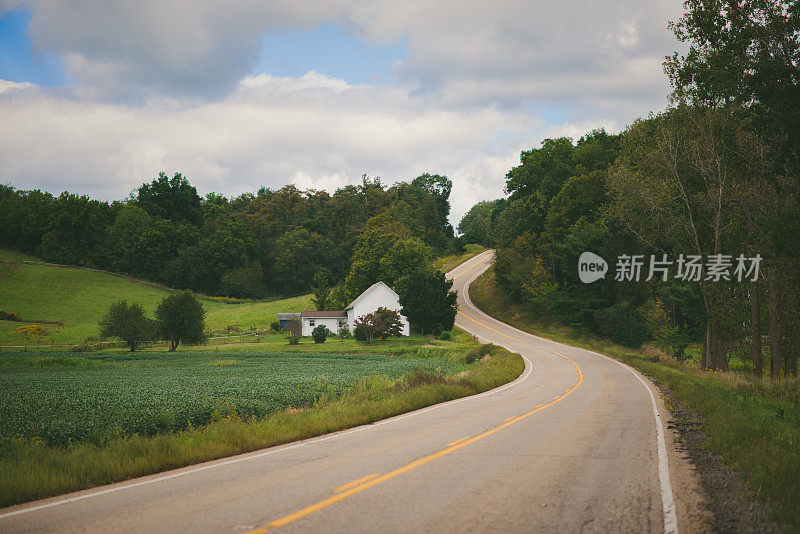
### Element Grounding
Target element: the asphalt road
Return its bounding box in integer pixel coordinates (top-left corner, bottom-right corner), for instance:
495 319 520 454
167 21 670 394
0 250 682 533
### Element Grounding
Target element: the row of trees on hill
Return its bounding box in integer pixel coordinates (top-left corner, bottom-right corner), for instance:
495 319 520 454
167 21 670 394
459 0 800 377
0 172 461 300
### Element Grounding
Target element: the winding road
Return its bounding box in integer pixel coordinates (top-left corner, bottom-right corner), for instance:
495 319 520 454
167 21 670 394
0 250 692 533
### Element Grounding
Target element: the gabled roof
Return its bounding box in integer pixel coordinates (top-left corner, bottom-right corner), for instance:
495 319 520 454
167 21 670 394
301 310 347 318
345 281 398 310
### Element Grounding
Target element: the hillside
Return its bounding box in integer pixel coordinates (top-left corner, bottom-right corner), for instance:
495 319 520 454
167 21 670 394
0 250 312 346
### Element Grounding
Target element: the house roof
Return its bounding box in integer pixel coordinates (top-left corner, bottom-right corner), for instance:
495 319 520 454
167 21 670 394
301 310 347 318
277 313 301 320
345 281 397 310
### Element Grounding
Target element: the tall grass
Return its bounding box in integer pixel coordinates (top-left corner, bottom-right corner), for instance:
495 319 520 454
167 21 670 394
470 265 800 529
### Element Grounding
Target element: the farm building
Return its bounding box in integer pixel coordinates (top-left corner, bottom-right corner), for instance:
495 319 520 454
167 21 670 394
276 313 301 330
284 281 410 337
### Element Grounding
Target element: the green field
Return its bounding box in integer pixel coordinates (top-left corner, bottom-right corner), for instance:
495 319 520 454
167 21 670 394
0 252 312 345
0 350 457 447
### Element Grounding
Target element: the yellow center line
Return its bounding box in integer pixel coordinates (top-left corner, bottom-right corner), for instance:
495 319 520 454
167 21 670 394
451 258 482 280
447 437 468 446
246 346 583 532
456 310 525 343
332 474 381 493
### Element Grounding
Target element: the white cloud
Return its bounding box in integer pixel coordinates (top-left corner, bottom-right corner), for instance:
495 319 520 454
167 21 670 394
0 0 687 222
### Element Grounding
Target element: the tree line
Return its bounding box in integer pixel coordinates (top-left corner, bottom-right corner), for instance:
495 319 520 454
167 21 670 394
459 0 800 377
0 172 461 300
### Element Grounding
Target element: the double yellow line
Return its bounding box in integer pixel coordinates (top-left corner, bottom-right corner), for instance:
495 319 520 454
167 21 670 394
247 343 582 532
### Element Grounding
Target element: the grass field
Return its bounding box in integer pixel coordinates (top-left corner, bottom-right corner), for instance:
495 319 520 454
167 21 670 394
433 243 487 273
0 251 313 345
470 265 800 529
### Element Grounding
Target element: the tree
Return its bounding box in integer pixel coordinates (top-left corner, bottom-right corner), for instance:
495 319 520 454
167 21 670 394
354 307 404 342
311 270 331 310
398 270 458 334
286 319 301 345
155 291 206 351
135 172 202 225
312 324 330 343
99 301 155 351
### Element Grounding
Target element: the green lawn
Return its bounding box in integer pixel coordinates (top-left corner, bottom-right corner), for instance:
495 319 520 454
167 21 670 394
0 254 312 345
434 243 487 273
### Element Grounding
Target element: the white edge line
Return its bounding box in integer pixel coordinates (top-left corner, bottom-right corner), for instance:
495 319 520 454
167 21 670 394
458 251 677 534
0 249 530 521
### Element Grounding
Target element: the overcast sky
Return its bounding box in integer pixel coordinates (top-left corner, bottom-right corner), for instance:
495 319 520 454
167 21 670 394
0 0 684 223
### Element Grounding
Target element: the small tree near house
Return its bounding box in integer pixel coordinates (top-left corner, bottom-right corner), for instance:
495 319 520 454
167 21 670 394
354 307 403 342
286 319 301 345
312 324 331 343
155 291 206 351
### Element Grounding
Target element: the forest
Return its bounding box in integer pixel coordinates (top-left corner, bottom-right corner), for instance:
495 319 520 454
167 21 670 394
0 173 461 306
459 0 800 377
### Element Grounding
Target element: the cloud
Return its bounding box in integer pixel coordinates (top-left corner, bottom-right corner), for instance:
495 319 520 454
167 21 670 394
0 74 556 221
0 0 687 222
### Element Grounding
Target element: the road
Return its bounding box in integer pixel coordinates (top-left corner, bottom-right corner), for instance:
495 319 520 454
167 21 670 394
0 250 690 533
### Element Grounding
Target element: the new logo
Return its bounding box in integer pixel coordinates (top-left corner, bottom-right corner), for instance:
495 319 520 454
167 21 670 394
578 252 608 283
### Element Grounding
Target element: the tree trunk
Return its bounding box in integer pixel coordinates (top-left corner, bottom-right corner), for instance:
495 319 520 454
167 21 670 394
751 279 763 377
768 270 782 380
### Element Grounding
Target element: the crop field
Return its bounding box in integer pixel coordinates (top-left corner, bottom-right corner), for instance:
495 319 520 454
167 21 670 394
0 350 456 447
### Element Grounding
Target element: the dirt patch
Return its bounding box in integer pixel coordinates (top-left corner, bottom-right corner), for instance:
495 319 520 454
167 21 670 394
659 384 782 533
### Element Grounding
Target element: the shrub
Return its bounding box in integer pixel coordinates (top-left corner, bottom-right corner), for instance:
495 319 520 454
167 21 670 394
595 302 651 348
270 320 281 333
354 307 404 342
465 343 494 364
438 330 451 340
0 310 22 322
312 324 331 343
338 324 351 340
353 324 368 342
14 325 49 342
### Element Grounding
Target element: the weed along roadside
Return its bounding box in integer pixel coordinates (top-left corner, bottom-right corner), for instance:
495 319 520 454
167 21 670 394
0 340 523 508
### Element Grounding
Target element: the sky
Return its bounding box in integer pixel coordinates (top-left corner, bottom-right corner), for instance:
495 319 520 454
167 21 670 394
0 0 685 224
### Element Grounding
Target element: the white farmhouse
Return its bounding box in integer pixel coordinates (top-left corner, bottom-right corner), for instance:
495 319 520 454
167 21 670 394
294 281 410 337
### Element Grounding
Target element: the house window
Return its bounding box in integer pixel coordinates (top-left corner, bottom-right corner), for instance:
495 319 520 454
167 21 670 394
309 319 315 327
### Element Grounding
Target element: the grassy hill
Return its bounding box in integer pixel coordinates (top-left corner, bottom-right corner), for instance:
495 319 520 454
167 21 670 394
0 249 312 346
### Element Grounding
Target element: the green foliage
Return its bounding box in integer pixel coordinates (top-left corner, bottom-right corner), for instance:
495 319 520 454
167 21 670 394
311 324 331 344
397 269 457 334
155 291 206 351
311 270 331 311
353 307 404 342
0 310 21 322
270 320 281 333
99 301 156 351
594 302 651 348
135 172 202 225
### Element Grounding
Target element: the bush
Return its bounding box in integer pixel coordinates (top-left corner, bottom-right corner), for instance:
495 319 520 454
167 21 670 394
312 324 330 343
270 320 281 332
595 302 651 348
438 330 451 340
353 307 404 342
0 310 22 322
465 343 494 364
338 324 351 340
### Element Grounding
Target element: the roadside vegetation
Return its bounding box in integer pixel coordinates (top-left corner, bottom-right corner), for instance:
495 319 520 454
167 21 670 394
471 267 800 528
0 336 523 507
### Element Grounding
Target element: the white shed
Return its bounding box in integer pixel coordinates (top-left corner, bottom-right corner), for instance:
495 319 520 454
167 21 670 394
345 281 410 336
300 310 348 337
